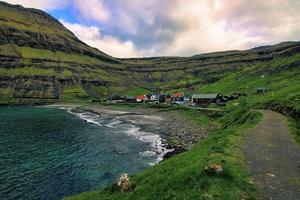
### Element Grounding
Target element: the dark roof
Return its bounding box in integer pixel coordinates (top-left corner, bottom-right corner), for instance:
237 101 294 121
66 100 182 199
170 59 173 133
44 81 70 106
192 94 218 99
123 96 136 100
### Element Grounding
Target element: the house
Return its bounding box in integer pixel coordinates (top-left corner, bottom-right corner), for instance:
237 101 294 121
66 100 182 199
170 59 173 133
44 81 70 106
150 94 165 103
150 94 158 102
164 94 171 103
184 95 191 102
136 95 146 103
107 95 124 103
123 96 136 103
171 92 185 104
257 87 267 94
192 93 220 105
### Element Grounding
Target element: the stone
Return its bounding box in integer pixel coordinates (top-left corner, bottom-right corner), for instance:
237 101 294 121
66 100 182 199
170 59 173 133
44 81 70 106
117 173 132 192
204 164 223 174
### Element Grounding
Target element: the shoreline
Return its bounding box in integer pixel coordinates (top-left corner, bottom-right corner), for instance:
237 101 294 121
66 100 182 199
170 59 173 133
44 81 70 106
43 103 213 160
43 103 178 162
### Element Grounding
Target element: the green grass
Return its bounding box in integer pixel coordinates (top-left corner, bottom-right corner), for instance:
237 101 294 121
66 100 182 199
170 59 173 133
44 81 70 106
197 54 300 113
0 5 73 37
0 67 56 77
64 108 262 200
15 46 107 65
0 87 14 97
61 69 73 78
90 86 109 96
61 85 90 100
123 87 151 96
0 7 299 198
287 117 300 144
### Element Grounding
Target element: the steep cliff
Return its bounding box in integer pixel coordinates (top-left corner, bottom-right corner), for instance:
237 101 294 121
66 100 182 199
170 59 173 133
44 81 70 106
0 1 299 105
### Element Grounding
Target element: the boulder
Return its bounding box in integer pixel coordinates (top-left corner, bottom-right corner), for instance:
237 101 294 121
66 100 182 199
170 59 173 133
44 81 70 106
117 173 132 192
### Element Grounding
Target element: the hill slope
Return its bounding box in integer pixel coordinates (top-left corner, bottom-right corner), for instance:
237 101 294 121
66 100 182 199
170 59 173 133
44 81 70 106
1 2 300 200
0 1 299 115
0 1 122 103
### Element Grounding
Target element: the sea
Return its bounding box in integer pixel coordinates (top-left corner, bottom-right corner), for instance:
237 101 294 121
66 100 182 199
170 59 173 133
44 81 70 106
0 106 169 200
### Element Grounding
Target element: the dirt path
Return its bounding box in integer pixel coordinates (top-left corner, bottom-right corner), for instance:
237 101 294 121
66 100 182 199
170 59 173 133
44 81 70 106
244 110 300 200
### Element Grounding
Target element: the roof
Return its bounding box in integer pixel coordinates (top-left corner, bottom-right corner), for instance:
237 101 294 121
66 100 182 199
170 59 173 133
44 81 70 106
136 95 145 100
171 92 184 98
192 94 218 99
124 95 136 100
151 94 161 97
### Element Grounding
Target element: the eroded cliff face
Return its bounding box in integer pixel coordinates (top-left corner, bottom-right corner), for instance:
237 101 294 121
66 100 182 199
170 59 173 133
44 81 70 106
0 1 122 104
0 1 300 104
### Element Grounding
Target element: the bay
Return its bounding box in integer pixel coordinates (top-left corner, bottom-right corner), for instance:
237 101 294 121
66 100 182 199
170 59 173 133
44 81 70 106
0 106 161 200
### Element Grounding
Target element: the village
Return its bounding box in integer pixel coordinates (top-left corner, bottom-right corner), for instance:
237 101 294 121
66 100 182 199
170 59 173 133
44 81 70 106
106 92 249 106
105 88 268 106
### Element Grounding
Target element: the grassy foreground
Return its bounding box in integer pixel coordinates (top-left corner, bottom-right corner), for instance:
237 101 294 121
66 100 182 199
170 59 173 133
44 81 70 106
287 117 300 144
64 107 262 200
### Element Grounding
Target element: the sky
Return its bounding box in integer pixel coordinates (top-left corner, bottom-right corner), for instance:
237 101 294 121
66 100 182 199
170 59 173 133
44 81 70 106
3 0 300 58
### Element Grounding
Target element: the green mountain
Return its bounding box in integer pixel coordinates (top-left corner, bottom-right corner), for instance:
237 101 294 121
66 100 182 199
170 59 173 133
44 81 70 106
0 0 299 116
0 1 122 103
1 2 300 200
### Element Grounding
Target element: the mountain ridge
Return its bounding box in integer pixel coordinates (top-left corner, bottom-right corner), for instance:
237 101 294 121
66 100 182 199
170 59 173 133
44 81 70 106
0 1 299 106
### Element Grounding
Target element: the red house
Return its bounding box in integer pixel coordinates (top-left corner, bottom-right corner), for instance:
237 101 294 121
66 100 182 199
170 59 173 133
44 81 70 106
136 95 145 103
171 92 185 104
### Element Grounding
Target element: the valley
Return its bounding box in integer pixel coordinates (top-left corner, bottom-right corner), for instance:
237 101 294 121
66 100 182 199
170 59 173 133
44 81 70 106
0 1 299 200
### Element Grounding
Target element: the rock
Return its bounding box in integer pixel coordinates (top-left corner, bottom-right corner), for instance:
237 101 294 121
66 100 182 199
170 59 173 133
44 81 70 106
162 148 186 160
267 173 276 178
204 164 223 174
117 173 132 192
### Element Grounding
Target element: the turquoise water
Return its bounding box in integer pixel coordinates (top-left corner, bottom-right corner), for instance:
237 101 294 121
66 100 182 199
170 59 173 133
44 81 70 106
0 107 163 200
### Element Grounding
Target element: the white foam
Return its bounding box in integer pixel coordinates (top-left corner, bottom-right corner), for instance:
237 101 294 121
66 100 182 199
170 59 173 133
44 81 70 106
124 125 173 164
104 119 122 128
65 108 103 126
58 107 173 165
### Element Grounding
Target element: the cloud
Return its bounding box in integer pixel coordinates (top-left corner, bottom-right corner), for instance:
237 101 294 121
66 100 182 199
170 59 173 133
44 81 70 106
61 20 142 58
69 0 300 57
3 0 300 57
3 0 69 10
73 0 109 22
208 0 300 44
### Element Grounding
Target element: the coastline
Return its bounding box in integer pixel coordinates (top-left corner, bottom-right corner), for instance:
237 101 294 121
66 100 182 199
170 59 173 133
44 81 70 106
43 103 213 160
43 103 177 162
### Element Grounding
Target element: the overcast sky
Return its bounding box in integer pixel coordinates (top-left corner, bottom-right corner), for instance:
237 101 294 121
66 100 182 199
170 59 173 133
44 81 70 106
4 0 300 57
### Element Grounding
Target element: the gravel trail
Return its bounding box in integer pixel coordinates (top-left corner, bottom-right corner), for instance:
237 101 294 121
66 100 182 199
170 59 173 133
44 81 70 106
244 110 300 200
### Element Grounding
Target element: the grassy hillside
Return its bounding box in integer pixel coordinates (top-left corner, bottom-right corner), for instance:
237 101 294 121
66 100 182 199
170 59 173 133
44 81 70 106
1 2 299 200
65 107 262 200
199 53 300 115
0 1 300 106
65 60 300 199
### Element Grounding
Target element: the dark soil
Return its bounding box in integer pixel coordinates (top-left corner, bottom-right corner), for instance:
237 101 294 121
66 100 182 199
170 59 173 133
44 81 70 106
244 110 300 200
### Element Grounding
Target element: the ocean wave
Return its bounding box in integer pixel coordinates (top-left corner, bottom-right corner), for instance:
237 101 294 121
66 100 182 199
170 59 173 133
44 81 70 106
65 108 104 127
60 107 173 165
124 125 173 164
104 119 122 128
